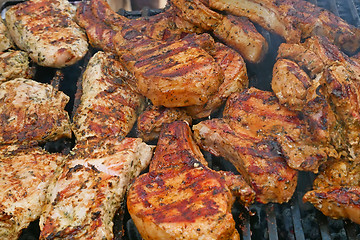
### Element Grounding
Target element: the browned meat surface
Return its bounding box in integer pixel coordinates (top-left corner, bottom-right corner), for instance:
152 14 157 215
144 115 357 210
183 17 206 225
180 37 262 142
137 105 192 142
0 51 33 83
277 43 325 78
0 145 64 240
272 58 312 111
224 88 337 172
313 160 360 189
121 7 203 42
5 0 88 68
72 51 145 141
76 0 224 108
274 36 360 158
40 137 154 240
324 63 360 158
0 78 72 145
271 56 342 148
0 19 13 52
170 0 268 63
304 186 360 224
193 118 298 204
303 160 360 224
185 42 248 118
208 0 360 54
127 121 255 239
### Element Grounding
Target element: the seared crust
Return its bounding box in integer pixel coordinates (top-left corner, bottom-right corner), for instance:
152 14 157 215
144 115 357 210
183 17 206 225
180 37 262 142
128 121 254 239
5 0 88 68
185 42 248 118
40 137 154 240
303 158 360 224
0 145 64 240
170 0 268 63
0 78 72 145
72 51 145 141
193 118 297 204
208 0 360 54
77 0 224 108
224 88 337 172
303 186 360 224
272 58 312 111
137 105 192 142
0 19 14 52
0 51 33 83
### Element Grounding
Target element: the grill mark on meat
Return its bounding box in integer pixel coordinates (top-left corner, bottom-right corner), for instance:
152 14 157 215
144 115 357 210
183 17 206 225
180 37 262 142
285 60 311 89
134 44 190 68
132 167 227 224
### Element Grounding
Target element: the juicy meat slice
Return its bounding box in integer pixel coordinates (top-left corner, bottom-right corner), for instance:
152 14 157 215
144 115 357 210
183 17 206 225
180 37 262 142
170 0 268 63
0 51 33 83
76 0 224 108
324 63 360 158
0 19 13 52
303 160 360 224
40 137 154 240
123 7 203 42
0 145 64 240
271 56 342 148
224 88 337 172
208 0 360 54
272 58 312 111
185 42 248 118
277 42 325 78
303 186 360 224
312 160 360 189
127 121 255 240
117 32 223 107
273 36 355 152
193 118 298 204
5 0 88 68
0 78 72 145
137 105 192 142
72 51 145 141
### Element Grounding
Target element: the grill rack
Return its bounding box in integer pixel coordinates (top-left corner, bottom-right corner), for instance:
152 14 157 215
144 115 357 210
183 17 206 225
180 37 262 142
0 0 359 239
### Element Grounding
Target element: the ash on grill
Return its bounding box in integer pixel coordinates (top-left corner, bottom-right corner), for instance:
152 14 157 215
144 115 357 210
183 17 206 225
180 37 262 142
0 0 358 239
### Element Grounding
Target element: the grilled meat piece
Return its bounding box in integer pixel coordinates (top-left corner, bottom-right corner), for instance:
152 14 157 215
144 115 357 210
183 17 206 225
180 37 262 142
277 42 325 78
137 105 192 142
72 51 145 141
121 7 203 42
40 137 154 240
0 19 13 52
224 88 337 172
304 186 360 224
324 63 360 158
170 0 268 63
271 57 342 148
0 51 33 83
303 160 360 224
272 58 312 111
272 36 360 154
193 118 298 204
127 121 255 239
5 0 88 68
0 145 64 240
208 0 360 54
76 0 223 108
301 78 344 150
185 42 248 118
313 160 360 189
0 78 72 145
